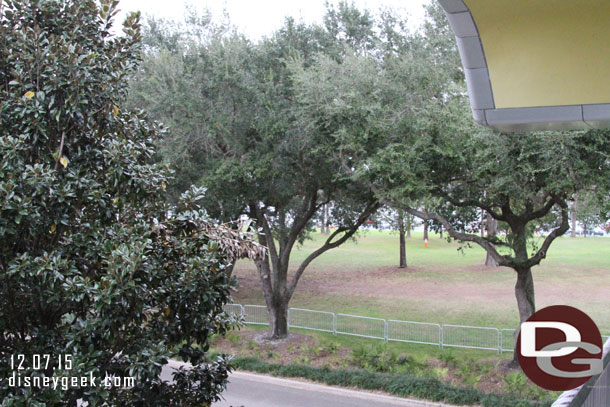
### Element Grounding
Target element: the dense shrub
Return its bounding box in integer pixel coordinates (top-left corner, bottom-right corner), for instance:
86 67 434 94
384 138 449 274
0 1 262 405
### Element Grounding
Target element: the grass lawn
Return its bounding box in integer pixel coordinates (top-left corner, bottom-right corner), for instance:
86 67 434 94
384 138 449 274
231 230 610 333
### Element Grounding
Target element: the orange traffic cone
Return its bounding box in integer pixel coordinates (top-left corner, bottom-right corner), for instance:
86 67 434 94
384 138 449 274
424 238 428 248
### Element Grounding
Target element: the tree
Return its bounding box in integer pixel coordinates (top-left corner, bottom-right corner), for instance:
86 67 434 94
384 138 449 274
397 209 408 267
128 8 381 339
570 196 578 237
0 1 263 404
384 127 610 332
572 191 608 236
373 206 414 268
423 219 429 242
292 5 610 364
321 203 330 235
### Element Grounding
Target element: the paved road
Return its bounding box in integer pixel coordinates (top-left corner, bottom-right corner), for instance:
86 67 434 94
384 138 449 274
162 361 456 407
212 371 455 407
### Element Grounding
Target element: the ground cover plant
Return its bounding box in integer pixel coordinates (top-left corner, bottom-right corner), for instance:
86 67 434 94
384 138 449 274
210 328 560 406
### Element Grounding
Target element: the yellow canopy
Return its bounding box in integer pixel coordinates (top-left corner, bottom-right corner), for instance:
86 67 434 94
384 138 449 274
439 0 610 131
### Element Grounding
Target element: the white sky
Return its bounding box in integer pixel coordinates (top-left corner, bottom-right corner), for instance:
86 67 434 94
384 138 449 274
114 0 431 39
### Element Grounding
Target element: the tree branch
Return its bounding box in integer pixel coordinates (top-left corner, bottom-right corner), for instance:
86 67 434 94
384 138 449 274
400 204 515 268
255 206 282 290
279 190 323 269
482 235 510 247
53 132 65 171
525 197 569 269
337 157 520 268
523 196 556 222
249 203 276 297
287 200 380 298
435 189 506 221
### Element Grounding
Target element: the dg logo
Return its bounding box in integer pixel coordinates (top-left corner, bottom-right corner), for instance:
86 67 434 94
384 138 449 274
517 305 603 391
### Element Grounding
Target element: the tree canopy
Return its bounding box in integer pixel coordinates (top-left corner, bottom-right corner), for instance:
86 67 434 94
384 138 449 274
128 4 396 339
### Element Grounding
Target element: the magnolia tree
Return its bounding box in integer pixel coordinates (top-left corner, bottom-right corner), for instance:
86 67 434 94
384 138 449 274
0 1 263 405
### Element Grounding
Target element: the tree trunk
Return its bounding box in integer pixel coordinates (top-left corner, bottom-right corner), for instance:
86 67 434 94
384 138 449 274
398 215 407 268
515 268 536 324
583 222 587 238
570 199 577 237
485 213 498 267
255 258 290 340
267 299 289 339
480 209 485 237
407 228 411 238
423 220 428 241
320 203 326 234
485 252 497 267
323 204 330 235
512 267 536 363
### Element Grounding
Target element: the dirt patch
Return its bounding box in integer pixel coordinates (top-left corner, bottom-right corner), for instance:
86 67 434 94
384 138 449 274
232 263 610 320
231 264 513 308
213 330 351 368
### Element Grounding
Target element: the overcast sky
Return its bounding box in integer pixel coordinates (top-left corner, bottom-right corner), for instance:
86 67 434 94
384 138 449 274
114 0 431 39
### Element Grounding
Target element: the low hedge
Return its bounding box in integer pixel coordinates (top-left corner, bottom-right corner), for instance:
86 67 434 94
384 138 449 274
232 357 552 407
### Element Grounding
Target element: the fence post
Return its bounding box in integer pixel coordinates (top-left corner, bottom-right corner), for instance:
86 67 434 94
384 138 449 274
287 308 292 331
384 320 388 342
440 325 444 351
240 304 245 318
497 329 502 355
437 324 442 349
332 313 337 336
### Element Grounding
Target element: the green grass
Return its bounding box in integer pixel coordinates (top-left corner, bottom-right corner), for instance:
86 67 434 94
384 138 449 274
279 230 610 270
284 230 610 272
232 231 610 332
232 324 506 361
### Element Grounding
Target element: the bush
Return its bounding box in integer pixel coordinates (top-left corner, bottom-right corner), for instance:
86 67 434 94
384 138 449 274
350 344 398 373
0 1 262 405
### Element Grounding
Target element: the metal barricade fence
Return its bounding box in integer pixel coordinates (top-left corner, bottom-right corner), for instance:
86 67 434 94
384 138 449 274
336 313 386 340
243 304 269 325
501 328 517 353
441 324 501 353
387 320 442 347
228 304 609 355
288 308 335 334
223 303 244 318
